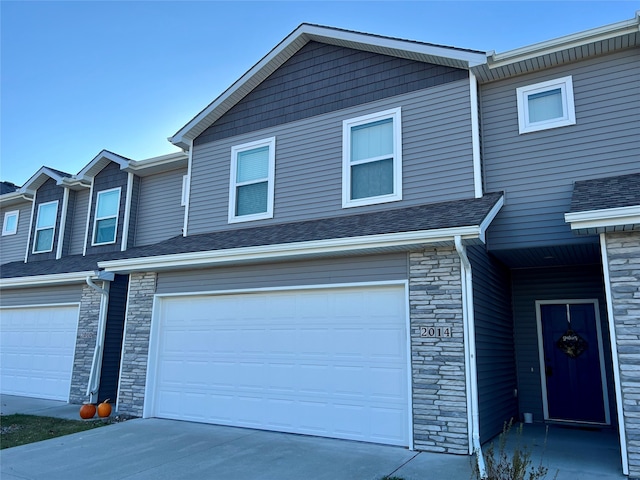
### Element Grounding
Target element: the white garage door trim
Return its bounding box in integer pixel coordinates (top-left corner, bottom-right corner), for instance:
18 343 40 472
0 303 79 401
144 280 413 448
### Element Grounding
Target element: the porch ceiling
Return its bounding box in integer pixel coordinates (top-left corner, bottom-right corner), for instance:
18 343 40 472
489 241 601 269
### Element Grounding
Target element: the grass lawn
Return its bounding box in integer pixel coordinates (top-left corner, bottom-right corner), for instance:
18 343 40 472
0 414 111 450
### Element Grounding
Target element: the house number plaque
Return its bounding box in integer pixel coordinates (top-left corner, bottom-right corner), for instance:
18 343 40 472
420 326 452 338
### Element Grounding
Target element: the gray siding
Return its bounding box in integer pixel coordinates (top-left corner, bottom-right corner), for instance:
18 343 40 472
0 201 32 265
188 80 476 235
511 265 615 423
127 176 141 249
68 189 90 255
196 41 468 145
134 168 186 246
0 284 83 306
85 162 129 255
27 178 64 262
60 189 76 257
481 49 640 251
156 253 408 294
468 245 517 442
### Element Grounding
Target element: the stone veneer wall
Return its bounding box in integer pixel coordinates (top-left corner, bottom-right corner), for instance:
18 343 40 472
117 272 156 416
409 247 469 454
605 231 640 479
69 283 104 403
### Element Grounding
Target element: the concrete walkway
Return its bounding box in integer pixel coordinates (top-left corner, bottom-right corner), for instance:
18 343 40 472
0 395 628 479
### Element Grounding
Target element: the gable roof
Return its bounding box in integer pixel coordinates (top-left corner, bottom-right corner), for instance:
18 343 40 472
20 166 72 194
473 12 640 83
565 172 640 234
77 149 133 179
169 23 488 150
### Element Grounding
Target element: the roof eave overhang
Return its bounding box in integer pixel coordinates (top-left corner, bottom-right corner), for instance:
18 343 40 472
473 12 640 82
169 23 487 150
100 225 489 274
124 152 189 177
0 191 34 206
565 205 640 233
0 271 97 289
77 150 132 180
20 167 69 195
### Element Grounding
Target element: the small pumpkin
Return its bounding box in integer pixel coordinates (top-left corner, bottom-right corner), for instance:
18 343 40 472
97 399 112 418
79 403 96 419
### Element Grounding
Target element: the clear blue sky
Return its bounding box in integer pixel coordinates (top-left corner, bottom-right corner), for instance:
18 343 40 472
1 1 637 186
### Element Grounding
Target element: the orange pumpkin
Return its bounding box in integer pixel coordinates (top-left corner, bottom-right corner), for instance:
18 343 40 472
97 399 112 418
79 403 96 419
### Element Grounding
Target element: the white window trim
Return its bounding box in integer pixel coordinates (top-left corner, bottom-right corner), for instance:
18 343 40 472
342 107 402 208
228 137 276 224
92 187 121 246
2 210 19 236
181 175 189 207
33 200 58 254
516 75 576 134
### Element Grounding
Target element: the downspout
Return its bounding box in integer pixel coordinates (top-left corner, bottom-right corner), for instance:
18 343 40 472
85 275 110 404
455 236 486 479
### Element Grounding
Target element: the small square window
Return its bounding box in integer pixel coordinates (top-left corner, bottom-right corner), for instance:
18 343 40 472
92 188 121 245
228 137 275 223
2 210 19 236
33 201 58 253
516 76 576 134
343 108 402 208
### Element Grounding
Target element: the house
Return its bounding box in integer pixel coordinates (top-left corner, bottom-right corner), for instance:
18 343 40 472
1 13 639 477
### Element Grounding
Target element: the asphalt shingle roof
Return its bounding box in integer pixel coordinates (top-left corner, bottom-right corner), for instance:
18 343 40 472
1 193 502 279
569 173 640 213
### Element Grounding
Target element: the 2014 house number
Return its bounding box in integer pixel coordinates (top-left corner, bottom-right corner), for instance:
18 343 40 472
420 326 452 338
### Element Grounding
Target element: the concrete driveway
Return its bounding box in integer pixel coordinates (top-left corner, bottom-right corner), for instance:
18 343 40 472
0 416 474 480
0 395 627 479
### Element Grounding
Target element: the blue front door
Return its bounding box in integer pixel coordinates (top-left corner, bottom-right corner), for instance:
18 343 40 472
540 303 607 424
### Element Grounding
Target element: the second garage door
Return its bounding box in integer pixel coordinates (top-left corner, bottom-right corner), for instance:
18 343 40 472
0 305 79 401
150 284 410 446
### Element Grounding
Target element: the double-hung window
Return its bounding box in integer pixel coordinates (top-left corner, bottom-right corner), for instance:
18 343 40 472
33 201 58 253
2 210 19 236
228 137 275 223
516 76 576 134
93 188 121 245
342 107 402 208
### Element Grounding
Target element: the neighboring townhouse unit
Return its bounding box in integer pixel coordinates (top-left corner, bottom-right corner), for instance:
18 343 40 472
1 13 638 478
0 151 188 404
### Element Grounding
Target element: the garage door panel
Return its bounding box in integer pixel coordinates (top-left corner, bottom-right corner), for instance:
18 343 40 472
152 285 409 446
0 305 78 401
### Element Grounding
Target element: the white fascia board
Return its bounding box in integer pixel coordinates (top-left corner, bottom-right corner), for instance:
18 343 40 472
303 24 487 67
99 225 485 273
478 195 504 243
0 271 96 289
565 205 640 230
0 192 34 207
21 167 68 194
169 24 488 149
58 177 91 190
488 13 639 68
125 152 189 176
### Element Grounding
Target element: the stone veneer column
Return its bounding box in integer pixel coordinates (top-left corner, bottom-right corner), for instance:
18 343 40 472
69 283 103 403
117 272 156 417
605 231 640 478
409 247 469 454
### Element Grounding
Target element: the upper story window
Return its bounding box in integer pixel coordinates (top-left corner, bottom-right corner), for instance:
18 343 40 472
342 108 402 208
33 201 58 253
228 137 275 223
2 210 19 236
516 76 576 134
92 187 121 245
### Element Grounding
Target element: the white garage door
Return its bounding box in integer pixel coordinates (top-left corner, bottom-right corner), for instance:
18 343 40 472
151 285 410 446
0 305 79 401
